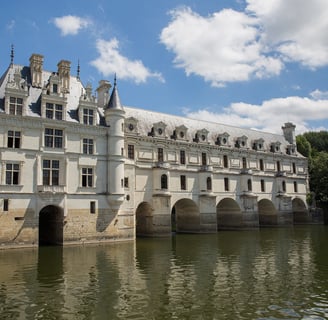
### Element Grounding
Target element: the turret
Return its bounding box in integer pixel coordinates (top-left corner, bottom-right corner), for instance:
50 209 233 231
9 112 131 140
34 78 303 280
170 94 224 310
105 78 125 209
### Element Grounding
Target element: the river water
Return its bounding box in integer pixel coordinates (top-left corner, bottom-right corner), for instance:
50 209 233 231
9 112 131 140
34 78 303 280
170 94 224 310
0 226 327 320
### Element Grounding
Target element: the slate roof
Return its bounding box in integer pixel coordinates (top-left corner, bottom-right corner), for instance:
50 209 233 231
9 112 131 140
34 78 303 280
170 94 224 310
0 60 298 154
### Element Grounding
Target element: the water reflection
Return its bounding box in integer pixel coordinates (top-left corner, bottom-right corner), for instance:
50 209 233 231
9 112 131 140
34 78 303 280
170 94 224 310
0 226 327 319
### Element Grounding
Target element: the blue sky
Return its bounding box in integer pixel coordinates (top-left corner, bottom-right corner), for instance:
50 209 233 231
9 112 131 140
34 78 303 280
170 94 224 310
1 0 328 134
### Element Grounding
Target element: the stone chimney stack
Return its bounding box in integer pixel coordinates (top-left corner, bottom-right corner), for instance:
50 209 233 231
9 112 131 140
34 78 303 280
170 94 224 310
57 60 71 93
96 80 111 109
282 122 296 145
29 53 44 88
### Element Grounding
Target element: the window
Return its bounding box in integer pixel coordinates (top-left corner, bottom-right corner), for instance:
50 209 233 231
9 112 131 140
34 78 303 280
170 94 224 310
161 174 168 189
242 157 247 169
90 201 96 214
224 177 229 191
223 155 229 168
82 168 93 187
83 108 94 125
158 148 164 162
128 144 135 160
247 179 252 191
53 84 58 93
180 175 186 190
3 199 9 212
83 138 94 154
202 153 207 166
292 162 296 174
124 177 129 188
282 180 286 192
261 179 265 192
42 159 59 186
9 97 23 115
259 159 264 171
294 181 298 192
46 103 63 120
206 177 212 191
45 128 63 148
7 130 21 148
6 163 19 185
180 150 186 165
277 161 281 172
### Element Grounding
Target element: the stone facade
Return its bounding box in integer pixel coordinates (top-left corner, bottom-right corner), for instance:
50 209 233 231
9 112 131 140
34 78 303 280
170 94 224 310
0 53 316 248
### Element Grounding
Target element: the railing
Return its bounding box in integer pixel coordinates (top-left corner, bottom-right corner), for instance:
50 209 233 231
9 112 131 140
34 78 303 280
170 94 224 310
37 185 66 193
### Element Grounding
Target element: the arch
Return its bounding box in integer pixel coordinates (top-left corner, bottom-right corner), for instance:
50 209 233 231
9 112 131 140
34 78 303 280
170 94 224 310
258 199 277 226
172 198 200 233
39 205 64 246
292 198 309 224
136 202 154 236
217 198 242 229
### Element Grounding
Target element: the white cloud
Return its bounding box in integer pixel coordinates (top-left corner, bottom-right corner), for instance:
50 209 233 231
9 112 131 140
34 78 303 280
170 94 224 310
160 1 328 85
90 38 164 84
310 89 328 100
53 15 91 36
184 94 328 134
160 7 282 86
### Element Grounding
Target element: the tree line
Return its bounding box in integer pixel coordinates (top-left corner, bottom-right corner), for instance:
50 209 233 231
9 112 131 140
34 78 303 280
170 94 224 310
296 131 328 210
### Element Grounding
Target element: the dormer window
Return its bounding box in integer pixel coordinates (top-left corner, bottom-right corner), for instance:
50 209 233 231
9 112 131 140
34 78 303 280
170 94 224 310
53 83 58 94
216 132 229 146
286 144 296 155
5 69 28 116
194 129 209 143
83 108 94 125
46 103 63 120
125 117 138 134
150 121 167 137
9 97 23 115
235 135 248 148
172 125 188 140
252 138 264 151
270 141 281 153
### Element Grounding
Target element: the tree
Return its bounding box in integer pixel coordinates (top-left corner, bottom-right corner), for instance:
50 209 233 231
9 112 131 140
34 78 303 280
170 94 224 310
310 152 328 204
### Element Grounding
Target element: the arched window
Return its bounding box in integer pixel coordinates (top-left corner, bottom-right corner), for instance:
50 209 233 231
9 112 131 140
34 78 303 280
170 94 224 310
247 179 252 191
206 177 212 191
161 174 168 189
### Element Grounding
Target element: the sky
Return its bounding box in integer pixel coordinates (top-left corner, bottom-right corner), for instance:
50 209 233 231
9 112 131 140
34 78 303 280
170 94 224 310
1 0 328 135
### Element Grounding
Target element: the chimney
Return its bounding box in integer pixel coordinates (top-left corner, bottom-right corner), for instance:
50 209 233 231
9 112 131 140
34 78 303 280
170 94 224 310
29 53 44 88
96 80 111 109
57 60 71 93
282 122 296 145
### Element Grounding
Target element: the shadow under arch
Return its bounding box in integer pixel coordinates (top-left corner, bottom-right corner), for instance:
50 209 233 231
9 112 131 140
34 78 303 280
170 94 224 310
292 197 309 224
258 199 278 226
172 198 200 233
136 201 154 237
217 198 242 230
39 205 64 246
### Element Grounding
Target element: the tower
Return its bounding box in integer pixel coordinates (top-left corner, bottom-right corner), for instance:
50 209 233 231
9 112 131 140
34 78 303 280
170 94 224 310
104 78 125 209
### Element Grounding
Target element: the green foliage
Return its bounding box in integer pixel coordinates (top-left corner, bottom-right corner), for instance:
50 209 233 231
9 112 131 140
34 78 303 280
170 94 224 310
296 135 312 158
310 152 328 203
297 131 328 205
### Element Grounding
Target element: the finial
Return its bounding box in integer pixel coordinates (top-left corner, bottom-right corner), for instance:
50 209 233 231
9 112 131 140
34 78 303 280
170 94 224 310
114 73 117 86
77 59 80 80
10 44 14 66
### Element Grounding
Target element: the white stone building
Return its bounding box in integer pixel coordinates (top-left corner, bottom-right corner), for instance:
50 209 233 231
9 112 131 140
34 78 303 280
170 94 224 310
0 53 311 247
